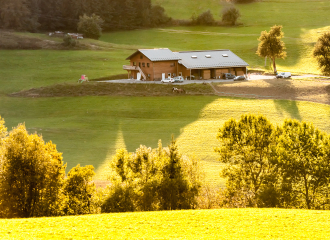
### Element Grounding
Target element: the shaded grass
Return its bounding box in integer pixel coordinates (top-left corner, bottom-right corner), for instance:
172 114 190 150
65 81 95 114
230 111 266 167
1 208 330 239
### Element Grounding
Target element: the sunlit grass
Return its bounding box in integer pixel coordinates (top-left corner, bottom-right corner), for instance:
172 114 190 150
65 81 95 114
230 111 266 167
2 94 330 187
2 208 330 239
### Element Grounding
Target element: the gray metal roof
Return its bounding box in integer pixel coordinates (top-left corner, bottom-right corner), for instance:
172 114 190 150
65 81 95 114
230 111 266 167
174 50 249 69
126 48 181 61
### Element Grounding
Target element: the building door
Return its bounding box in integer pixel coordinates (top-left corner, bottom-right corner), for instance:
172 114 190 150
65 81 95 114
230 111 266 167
162 73 165 80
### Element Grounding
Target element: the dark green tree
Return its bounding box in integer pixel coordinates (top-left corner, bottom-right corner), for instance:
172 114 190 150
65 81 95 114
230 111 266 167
0 0 32 30
313 32 330 76
221 6 240 26
256 25 287 74
77 13 104 39
195 10 215 25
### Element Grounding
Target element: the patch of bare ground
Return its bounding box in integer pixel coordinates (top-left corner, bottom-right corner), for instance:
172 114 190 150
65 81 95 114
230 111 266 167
212 79 330 105
9 82 215 98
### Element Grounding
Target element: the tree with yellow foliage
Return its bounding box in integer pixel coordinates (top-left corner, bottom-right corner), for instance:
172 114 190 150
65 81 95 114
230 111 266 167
0 123 66 218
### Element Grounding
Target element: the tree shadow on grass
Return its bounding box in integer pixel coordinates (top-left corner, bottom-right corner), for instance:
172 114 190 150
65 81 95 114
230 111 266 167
263 79 302 121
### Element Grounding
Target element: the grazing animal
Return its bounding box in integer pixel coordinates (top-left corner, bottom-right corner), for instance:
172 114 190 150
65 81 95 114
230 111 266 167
172 87 185 94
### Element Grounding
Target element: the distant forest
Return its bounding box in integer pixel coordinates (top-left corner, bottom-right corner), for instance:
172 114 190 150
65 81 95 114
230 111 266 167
0 0 171 32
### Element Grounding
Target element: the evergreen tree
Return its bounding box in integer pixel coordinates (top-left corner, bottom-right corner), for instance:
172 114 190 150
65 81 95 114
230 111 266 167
0 0 32 30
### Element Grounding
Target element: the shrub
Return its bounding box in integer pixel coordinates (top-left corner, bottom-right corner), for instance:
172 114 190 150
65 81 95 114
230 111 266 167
63 34 77 47
193 10 215 25
77 14 104 40
101 184 136 213
63 164 98 215
221 6 241 25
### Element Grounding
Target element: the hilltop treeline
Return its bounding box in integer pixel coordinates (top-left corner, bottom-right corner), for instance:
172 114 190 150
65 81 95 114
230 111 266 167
0 0 171 32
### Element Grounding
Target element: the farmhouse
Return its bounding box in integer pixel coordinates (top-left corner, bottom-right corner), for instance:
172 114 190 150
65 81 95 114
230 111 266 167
123 48 249 81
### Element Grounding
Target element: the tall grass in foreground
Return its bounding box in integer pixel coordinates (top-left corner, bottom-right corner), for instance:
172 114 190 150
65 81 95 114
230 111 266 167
1 209 330 239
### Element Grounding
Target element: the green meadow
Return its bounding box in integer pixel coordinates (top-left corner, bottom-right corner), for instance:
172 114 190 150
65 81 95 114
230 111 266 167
2 208 330 239
1 0 330 186
103 0 330 74
2 91 330 186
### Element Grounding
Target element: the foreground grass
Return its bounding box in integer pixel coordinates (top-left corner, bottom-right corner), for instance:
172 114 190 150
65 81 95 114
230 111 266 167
2 208 330 239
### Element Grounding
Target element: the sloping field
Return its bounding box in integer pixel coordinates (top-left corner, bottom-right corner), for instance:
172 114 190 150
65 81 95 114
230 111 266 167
103 0 330 74
2 93 330 187
1 208 330 239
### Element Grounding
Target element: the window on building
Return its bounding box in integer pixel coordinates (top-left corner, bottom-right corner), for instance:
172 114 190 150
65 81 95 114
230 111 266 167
170 63 175 67
133 62 136 66
139 62 141 67
147 63 150 67
142 62 145 67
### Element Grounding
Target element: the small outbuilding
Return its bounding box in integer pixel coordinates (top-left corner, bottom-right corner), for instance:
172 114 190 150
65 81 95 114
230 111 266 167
123 48 249 81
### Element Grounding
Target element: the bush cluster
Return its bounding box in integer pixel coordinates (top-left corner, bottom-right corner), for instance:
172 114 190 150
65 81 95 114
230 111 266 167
102 139 202 212
0 117 202 218
190 7 241 26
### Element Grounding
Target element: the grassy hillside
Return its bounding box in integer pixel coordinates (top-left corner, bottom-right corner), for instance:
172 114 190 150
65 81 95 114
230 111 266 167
2 92 330 186
102 0 330 74
1 0 330 186
2 208 330 239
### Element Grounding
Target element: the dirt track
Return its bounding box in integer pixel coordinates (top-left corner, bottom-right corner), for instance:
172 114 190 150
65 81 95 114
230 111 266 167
212 79 330 105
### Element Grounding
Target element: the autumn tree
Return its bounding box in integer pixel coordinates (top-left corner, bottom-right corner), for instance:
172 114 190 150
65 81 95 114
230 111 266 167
313 32 330 76
0 124 66 218
256 25 287 74
63 164 97 215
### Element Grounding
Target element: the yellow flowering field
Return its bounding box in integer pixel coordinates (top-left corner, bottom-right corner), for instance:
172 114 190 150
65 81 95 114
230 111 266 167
2 208 330 239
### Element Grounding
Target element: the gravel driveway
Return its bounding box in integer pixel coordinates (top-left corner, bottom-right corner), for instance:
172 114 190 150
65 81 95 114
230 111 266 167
99 74 321 85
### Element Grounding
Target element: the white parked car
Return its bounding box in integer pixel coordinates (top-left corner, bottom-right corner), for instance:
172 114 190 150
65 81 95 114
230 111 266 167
234 75 246 81
276 72 291 79
173 76 184 83
161 78 174 83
